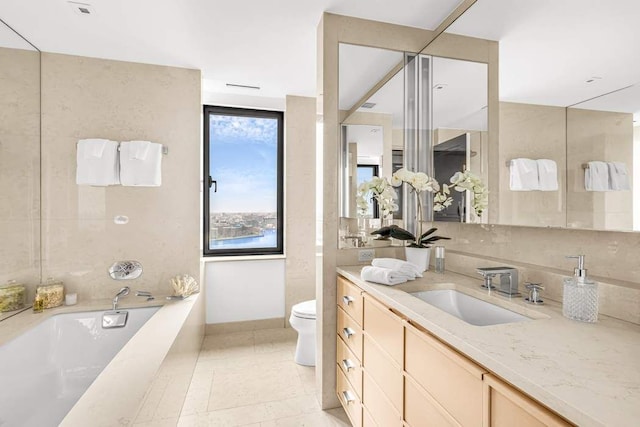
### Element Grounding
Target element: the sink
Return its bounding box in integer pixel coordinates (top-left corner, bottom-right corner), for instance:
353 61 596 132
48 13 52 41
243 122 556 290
410 289 530 326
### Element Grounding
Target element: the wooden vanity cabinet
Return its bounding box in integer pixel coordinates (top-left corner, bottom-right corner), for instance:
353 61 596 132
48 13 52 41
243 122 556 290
336 276 574 427
483 374 573 427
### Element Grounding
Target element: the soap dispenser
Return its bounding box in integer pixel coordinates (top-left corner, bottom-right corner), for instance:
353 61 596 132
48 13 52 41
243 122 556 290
563 255 598 323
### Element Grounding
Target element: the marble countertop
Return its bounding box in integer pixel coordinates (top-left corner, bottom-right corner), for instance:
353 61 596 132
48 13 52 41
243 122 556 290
337 266 640 427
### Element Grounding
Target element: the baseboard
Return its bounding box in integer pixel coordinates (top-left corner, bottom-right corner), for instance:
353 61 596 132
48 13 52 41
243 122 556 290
205 317 286 335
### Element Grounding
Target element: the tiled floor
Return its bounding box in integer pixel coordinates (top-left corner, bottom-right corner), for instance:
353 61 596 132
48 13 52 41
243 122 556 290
173 328 350 426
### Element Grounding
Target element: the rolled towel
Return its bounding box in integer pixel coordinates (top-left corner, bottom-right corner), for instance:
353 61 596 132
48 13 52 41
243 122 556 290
608 162 630 191
509 158 539 191
536 159 558 191
372 258 423 278
361 266 407 286
585 161 609 191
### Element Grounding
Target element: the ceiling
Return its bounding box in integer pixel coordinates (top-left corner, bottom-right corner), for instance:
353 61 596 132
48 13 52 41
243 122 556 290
2 0 640 113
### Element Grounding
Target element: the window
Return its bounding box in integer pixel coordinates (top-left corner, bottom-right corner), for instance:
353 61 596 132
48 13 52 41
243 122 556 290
203 106 284 256
357 164 379 218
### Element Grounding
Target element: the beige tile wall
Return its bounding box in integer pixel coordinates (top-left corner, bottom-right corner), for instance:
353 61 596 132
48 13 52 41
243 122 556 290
40 53 201 300
0 47 41 303
285 96 317 324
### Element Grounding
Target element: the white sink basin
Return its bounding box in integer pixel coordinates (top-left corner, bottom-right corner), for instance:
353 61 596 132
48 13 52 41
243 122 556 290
410 289 530 326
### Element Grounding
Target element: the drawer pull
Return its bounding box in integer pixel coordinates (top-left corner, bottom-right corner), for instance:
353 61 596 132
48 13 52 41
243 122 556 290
342 295 354 306
342 327 355 339
342 390 356 404
341 358 355 372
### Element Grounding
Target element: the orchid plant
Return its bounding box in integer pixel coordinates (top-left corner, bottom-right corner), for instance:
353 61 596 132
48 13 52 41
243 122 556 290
356 176 399 219
434 170 488 218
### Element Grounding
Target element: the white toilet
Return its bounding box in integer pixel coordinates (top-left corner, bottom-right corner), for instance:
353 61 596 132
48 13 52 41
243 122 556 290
289 299 316 366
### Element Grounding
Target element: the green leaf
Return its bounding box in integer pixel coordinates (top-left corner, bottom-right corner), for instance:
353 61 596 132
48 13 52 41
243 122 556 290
419 227 438 241
388 225 416 241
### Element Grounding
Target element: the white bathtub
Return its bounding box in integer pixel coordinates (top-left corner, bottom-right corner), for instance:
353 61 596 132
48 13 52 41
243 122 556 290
0 307 160 427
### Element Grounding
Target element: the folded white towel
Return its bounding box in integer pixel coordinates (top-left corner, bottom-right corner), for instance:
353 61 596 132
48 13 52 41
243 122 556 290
536 159 558 191
361 266 407 286
608 162 630 191
509 158 539 191
127 140 151 160
119 141 163 187
371 258 423 278
585 161 610 191
76 139 120 186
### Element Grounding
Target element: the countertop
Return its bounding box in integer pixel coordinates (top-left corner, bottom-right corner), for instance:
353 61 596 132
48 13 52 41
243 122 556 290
337 266 640 427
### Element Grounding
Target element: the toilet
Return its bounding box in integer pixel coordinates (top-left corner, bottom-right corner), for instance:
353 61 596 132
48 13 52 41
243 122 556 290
289 299 317 366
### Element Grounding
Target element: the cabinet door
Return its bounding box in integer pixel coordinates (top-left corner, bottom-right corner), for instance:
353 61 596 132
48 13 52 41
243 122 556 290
363 294 404 366
483 374 573 427
337 336 363 398
337 364 363 427
363 371 403 427
337 306 363 359
405 322 486 427
363 334 403 413
337 276 364 325
404 376 460 427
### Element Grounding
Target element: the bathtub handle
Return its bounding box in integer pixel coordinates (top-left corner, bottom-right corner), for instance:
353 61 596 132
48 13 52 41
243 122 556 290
342 327 355 339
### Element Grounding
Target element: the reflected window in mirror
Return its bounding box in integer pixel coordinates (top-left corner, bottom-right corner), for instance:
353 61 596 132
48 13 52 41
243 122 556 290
356 164 379 218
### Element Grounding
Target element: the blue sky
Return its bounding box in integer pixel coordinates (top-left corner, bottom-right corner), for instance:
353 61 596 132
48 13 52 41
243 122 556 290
209 115 278 213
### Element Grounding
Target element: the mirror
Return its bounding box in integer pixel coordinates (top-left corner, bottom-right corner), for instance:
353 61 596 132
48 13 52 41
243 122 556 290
441 0 640 232
338 42 491 240
0 20 41 318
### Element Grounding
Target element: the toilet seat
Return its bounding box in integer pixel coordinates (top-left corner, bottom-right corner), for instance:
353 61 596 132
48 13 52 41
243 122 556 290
291 300 316 320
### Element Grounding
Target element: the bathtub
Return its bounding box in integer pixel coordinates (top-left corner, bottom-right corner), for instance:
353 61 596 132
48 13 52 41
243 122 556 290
0 307 160 427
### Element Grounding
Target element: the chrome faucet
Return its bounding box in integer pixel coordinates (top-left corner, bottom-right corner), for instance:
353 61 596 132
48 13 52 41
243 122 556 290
476 267 520 297
343 235 364 248
112 286 130 311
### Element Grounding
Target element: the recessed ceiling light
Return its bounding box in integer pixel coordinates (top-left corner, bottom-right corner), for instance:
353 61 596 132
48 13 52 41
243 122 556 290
68 1 94 15
585 76 603 83
226 83 260 90
433 83 448 90
361 102 376 109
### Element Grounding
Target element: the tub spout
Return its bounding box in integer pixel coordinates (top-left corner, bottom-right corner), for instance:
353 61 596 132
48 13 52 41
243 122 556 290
112 286 130 311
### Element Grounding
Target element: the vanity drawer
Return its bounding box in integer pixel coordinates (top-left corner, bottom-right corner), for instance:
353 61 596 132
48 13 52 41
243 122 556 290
404 376 459 427
337 276 364 325
362 406 377 427
363 294 404 366
362 371 402 427
363 334 402 413
484 374 573 427
405 322 486 427
337 306 363 359
337 365 362 427
337 336 362 398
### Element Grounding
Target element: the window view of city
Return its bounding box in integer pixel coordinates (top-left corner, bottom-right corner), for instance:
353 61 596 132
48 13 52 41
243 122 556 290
206 110 282 252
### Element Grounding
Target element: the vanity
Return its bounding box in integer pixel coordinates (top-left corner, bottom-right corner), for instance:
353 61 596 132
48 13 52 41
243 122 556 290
335 266 640 427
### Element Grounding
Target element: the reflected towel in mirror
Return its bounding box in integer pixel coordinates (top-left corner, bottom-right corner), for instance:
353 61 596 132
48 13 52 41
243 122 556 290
608 162 630 191
509 158 539 191
585 161 610 191
536 159 558 191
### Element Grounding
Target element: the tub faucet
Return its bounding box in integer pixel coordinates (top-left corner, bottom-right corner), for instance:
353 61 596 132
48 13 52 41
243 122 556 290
112 286 130 311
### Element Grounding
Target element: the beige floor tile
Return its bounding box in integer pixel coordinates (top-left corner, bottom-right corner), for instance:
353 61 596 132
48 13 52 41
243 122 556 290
208 359 306 410
265 409 351 427
253 328 297 354
295 364 317 395
263 394 320 419
178 403 271 426
199 331 256 360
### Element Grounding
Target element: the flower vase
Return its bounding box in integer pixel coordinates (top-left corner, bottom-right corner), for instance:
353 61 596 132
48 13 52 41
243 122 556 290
405 246 431 272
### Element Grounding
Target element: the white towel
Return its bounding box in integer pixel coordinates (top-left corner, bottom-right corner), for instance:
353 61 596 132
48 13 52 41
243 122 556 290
119 141 163 187
127 140 151 160
536 159 558 191
509 158 539 191
585 161 610 191
371 258 423 278
76 139 120 186
361 266 407 286
608 162 630 191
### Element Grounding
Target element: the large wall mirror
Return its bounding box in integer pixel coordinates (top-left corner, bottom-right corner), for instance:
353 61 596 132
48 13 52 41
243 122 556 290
0 20 41 318
444 0 640 232
337 41 490 247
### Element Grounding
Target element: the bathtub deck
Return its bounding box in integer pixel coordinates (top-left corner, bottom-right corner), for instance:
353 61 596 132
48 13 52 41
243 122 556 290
133 328 349 426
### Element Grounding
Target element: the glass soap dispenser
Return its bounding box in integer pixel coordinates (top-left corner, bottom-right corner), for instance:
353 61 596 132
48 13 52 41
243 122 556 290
563 255 598 323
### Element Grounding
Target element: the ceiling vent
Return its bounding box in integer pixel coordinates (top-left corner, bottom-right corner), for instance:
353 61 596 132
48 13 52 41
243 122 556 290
68 1 94 15
361 102 376 109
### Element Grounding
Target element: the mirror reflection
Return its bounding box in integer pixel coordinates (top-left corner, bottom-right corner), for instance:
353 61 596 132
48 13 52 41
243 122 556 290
0 20 41 318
